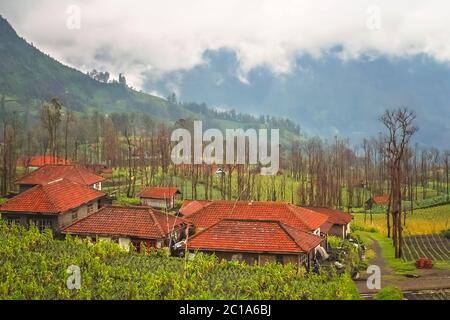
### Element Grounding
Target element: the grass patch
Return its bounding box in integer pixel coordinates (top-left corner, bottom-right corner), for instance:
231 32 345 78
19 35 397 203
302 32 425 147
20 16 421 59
353 231 417 275
353 203 450 236
374 286 404 300
434 261 450 270
115 196 141 206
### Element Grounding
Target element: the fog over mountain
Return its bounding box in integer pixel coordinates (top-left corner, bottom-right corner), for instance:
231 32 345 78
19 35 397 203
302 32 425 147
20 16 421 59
1 0 450 147
144 49 450 147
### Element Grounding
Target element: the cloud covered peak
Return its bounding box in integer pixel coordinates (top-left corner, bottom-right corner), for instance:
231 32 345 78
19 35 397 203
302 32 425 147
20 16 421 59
2 0 450 88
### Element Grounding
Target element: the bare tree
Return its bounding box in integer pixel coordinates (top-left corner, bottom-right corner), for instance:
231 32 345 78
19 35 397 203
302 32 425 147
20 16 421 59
380 108 418 258
40 98 62 159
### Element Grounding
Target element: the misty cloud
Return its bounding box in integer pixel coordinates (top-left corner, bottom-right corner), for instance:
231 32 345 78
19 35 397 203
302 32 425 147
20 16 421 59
2 0 450 89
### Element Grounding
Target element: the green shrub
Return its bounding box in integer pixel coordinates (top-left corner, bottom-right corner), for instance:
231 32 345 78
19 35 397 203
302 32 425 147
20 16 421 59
351 223 378 233
442 229 450 239
374 286 404 300
115 196 140 206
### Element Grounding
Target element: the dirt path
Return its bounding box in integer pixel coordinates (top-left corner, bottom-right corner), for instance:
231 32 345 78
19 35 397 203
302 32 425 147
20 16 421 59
356 236 450 295
355 236 392 294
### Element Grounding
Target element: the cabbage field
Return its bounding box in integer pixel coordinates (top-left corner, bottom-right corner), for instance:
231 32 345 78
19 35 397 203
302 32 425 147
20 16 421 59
0 221 360 300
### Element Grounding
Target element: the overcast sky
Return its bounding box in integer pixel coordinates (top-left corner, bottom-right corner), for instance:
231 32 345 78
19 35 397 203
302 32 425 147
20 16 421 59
2 0 450 89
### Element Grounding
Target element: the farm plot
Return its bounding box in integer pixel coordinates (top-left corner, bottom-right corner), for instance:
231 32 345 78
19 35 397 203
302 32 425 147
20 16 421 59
404 289 450 300
402 234 450 262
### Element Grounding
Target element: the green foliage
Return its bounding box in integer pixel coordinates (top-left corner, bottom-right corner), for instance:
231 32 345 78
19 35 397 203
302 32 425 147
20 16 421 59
0 221 360 300
374 286 404 300
0 15 299 147
327 236 363 273
442 229 450 239
353 203 450 236
115 196 141 206
351 223 378 233
327 236 344 248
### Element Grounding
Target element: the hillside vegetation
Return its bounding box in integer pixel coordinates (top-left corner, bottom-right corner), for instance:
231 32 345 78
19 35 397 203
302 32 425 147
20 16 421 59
0 15 300 140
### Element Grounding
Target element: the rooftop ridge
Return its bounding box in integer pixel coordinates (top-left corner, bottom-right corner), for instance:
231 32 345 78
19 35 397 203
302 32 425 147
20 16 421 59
220 218 284 223
47 178 64 184
278 222 321 252
106 204 154 210
39 180 65 212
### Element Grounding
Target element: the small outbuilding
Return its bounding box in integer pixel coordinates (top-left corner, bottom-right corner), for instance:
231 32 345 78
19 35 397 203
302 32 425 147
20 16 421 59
138 187 181 209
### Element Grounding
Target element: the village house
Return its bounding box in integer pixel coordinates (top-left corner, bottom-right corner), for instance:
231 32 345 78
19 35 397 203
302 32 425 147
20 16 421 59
178 200 330 265
365 194 390 209
62 205 189 252
0 178 106 234
186 218 322 268
15 164 105 193
138 187 181 209
306 207 353 239
85 163 113 176
179 200 329 236
179 200 212 217
17 155 70 170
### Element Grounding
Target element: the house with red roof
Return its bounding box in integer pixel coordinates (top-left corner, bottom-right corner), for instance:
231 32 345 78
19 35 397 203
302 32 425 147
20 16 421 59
186 219 322 269
0 179 106 233
138 187 181 209
306 207 353 239
179 200 213 217
62 205 189 252
15 164 105 193
17 155 70 169
372 195 390 205
179 200 329 235
365 194 390 210
178 200 330 266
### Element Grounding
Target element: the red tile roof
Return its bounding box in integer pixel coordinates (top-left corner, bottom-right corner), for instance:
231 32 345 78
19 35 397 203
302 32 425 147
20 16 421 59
15 164 105 186
306 207 353 225
0 179 105 214
187 219 322 254
30 155 69 167
373 195 390 205
18 155 70 167
138 187 181 199
183 200 328 232
179 200 213 216
62 205 187 239
320 221 333 234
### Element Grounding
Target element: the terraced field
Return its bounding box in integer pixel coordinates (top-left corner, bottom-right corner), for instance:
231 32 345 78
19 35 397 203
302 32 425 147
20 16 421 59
404 289 450 300
402 234 450 262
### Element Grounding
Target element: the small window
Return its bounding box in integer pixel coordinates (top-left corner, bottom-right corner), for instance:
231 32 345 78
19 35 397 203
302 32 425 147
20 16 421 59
5 217 21 226
71 210 78 221
231 253 243 261
276 255 283 264
30 219 53 232
87 203 94 214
